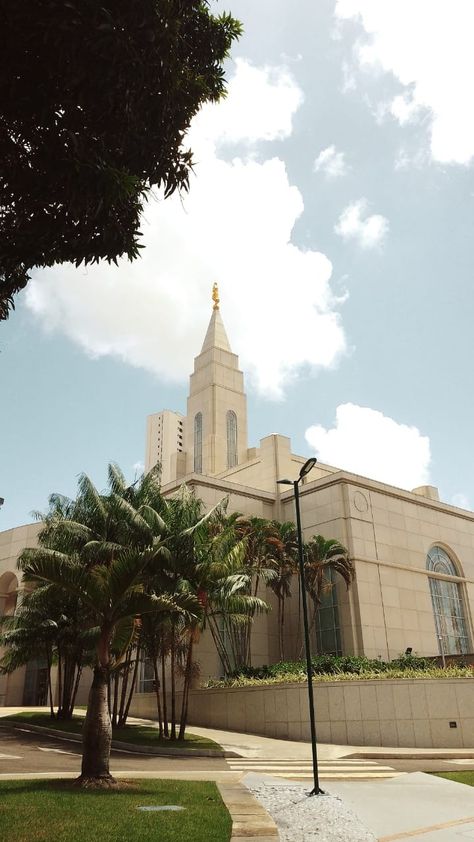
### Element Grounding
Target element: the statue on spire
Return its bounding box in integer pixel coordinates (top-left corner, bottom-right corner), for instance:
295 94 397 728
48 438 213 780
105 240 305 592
212 282 220 310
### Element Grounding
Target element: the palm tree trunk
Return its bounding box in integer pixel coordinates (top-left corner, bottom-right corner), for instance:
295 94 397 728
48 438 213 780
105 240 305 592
56 645 63 718
170 628 176 740
112 671 119 727
69 662 83 718
278 595 285 662
45 646 54 719
76 665 115 787
121 644 140 726
161 651 169 738
118 649 131 724
152 657 163 738
178 635 194 740
207 613 232 675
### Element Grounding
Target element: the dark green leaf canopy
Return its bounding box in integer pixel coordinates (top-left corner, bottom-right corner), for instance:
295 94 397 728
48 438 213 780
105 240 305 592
0 0 242 319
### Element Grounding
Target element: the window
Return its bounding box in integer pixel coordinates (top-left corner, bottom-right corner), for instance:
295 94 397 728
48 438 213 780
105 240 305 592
427 546 470 655
194 412 202 473
226 410 238 468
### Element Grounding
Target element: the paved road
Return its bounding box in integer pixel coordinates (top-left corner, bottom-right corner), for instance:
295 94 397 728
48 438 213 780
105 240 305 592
3 722 473 783
0 723 230 778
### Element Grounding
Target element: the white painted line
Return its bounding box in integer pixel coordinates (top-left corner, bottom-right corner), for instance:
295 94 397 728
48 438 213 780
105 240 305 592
447 759 474 765
0 753 22 760
37 747 79 756
229 763 395 772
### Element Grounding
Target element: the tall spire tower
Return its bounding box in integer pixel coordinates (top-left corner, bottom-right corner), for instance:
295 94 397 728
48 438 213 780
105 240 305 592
185 284 248 476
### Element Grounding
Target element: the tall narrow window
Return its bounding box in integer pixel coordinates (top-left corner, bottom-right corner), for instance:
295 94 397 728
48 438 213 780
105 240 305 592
427 546 470 655
226 410 238 468
194 412 202 473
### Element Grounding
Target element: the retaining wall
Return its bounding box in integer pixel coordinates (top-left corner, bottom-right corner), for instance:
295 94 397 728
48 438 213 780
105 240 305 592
129 678 474 748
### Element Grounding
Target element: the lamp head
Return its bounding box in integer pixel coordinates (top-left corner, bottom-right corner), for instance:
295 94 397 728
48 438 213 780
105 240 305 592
299 457 317 479
276 479 293 486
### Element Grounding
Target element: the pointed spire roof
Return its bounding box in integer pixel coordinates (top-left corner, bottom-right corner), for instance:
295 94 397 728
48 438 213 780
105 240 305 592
200 283 232 353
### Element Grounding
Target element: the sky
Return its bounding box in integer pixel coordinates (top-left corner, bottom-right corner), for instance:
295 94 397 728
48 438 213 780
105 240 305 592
2 0 474 530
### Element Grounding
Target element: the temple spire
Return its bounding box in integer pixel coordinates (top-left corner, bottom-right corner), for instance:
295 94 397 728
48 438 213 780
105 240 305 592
200 283 231 353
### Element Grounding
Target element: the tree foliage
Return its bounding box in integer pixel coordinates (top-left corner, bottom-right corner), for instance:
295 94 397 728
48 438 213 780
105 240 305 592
0 0 242 319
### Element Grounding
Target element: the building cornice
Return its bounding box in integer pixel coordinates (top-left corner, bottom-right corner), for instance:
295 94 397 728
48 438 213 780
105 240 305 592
279 469 474 522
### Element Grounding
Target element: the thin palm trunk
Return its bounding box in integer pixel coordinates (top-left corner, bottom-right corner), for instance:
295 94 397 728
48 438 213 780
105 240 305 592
112 671 120 727
117 648 131 724
45 646 54 719
179 635 194 740
56 644 63 718
170 628 176 740
161 651 169 738
121 644 141 726
69 662 83 718
278 594 285 662
207 613 232 675
152 656 163 738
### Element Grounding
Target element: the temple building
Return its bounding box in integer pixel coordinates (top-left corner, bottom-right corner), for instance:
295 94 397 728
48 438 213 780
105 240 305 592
1 285 474 704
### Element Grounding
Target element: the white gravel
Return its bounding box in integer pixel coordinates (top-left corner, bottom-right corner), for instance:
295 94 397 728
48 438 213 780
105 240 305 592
244 773 377 842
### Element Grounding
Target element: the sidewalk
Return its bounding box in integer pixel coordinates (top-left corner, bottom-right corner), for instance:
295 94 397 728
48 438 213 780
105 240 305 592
329 772 474 841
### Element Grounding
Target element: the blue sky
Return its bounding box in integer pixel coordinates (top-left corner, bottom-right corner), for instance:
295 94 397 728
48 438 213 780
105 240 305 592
2 0 474 529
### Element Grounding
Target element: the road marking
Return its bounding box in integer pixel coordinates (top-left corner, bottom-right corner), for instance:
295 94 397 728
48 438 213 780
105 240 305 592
447 758 474 765
37 747 79 756
0 753 22 760
227 758 401 780
379 815 474 841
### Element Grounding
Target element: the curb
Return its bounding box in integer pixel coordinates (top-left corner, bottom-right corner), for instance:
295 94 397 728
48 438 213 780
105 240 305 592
2 720 231 758
217 782 279 840
348 751 474 760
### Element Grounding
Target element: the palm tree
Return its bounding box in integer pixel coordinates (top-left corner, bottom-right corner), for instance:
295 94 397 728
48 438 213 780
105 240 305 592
0 584 94 719
266 521 298 661
194 512 269 675
302 535 354 657
19 542 180 786
17 465 190 786
233 516 277 666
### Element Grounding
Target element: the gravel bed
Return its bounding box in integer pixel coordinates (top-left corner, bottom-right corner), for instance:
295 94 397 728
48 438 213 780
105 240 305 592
244 773 377 842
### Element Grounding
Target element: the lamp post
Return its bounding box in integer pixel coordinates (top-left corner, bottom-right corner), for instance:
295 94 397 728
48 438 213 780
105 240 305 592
278 457 324 796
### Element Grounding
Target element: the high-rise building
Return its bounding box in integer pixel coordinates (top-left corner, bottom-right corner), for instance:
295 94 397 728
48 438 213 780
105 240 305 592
145 410 185 484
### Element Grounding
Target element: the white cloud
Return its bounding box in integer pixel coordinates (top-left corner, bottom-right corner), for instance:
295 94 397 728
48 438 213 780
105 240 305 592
313 145 348 178
451 493 470 511
305 403 431 490
26 59 346 400
334 199 388 249
335 0 474 164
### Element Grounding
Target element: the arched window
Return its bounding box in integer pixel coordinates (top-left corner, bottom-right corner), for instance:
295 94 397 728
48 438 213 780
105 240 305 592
226 410 238 468
194 413 202 473
427 547 470 655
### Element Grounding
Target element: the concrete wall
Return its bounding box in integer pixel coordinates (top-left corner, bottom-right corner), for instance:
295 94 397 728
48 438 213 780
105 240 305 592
130 678 474 749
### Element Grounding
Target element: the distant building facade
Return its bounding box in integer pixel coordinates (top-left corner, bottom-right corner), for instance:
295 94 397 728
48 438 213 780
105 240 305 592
1 285 473 704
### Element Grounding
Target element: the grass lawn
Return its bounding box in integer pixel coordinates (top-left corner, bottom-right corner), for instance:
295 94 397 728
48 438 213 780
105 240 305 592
1 712 222 752
0 779 232 842
433 771 474 786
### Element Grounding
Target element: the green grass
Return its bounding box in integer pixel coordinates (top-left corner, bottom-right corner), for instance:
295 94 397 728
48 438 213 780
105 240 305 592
0 779 232 842
1 712 222 752
433 771 474 786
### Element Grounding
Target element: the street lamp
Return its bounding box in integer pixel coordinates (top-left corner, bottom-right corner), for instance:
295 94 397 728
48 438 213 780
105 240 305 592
277 457 324 796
